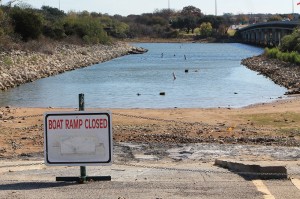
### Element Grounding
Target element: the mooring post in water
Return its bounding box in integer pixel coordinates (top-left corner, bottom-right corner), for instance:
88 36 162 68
79 93 86 183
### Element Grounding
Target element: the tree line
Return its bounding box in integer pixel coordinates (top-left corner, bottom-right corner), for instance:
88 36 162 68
0 4 225 45
0 2 298 49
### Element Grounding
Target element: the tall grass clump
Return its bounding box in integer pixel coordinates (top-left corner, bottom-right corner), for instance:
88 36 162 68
265 47 280 59
265 47 300 65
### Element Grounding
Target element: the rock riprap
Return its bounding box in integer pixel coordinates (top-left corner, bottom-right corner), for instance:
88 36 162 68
242 55 300 95
0 42 147 90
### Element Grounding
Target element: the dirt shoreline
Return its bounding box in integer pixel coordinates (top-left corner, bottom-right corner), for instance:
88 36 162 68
1 95 300 159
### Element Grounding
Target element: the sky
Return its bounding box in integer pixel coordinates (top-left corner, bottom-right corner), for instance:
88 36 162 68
1 0 300 16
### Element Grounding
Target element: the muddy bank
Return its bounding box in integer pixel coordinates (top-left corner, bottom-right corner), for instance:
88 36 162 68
242 55 300 94
2 102 300 158
0 42 147 90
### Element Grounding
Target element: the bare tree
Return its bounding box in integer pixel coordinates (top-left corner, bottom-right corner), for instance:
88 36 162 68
6 0 22 7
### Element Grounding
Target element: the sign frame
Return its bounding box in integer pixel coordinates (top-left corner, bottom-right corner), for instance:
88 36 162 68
44 111 112 166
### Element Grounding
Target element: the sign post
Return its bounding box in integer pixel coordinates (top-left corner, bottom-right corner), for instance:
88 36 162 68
79 93 86 183
44 94 112 183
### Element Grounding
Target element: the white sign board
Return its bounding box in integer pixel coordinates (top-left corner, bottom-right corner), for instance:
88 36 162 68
44 111 112 166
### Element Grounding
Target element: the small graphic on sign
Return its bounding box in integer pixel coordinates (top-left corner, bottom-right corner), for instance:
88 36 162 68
59 136 105 156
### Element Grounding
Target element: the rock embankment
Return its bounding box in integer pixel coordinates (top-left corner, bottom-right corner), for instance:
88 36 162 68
242 55 300 95
0 42 147 90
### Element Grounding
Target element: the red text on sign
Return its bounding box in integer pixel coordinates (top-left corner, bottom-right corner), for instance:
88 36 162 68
65 119 83 129
48 119 63 129
85 118 107 129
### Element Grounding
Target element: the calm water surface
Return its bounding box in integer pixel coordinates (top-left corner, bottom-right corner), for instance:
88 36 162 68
0 43 287 108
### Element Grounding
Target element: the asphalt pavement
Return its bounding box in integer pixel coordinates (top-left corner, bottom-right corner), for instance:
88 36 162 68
0 142 300 199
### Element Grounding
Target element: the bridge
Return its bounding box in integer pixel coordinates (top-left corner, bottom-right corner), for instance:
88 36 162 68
236 21 300 46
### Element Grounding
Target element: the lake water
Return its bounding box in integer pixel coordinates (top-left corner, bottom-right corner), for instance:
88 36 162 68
0 43 287 108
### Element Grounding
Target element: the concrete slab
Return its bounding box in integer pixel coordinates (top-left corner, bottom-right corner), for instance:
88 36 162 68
214 159 288 179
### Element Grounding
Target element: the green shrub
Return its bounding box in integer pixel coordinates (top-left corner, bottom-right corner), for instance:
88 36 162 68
199 22 213 37
10 8 44 41
265 47 300 65
63 15 110 44
265 47 280 58
279 29 300 53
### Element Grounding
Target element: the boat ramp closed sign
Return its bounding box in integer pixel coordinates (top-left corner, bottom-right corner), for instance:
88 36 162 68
44 111 112 166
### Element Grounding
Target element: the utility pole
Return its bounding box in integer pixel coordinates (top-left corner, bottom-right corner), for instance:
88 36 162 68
168 0 170 10
292 0 294 14
215 0 217 16
59 0 60 10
